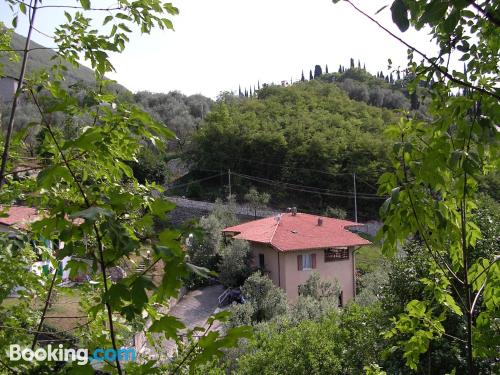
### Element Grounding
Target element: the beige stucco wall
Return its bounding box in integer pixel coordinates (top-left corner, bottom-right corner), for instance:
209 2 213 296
283 247 355 302
249 243 356 302
250 243 286 288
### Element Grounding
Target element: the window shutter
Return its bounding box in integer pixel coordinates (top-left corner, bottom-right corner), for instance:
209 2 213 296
311 254 317 269
297 255 303 270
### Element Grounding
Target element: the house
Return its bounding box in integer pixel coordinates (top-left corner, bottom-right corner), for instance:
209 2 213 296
0 205 74 283
222 210 371 303
0 205 39 233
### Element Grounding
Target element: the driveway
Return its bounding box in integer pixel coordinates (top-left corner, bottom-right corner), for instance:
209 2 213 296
137 284 225 361
169 284 225 329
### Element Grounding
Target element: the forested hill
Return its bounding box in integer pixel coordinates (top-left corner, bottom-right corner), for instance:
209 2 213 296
1 32 128 92
184 80 401 220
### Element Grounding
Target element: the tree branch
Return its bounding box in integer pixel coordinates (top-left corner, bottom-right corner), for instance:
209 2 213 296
29 89 123 375
469 256 499 287
468 0 500 27
169 320 214 375
31 268 58 349
0 0 39 187
342 0 500 100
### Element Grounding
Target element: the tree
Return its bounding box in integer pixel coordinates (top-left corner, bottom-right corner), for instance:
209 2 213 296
334 0 500 373
219 240 253 287
241 272 287 322
244 187 271 218
325 64 329 74
309 69 314 80
323 206 347 219
350 57 355 69
231 304 385 375
301 70 305 82
298 272 340 300
314 64 323 78
0 2 250 373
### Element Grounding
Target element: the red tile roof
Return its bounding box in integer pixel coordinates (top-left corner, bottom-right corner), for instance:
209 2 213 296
0 206 39 230
223 212 371 251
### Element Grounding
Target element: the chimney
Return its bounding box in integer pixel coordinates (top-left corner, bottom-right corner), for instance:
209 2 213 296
291 207 297 216
317 217 323 226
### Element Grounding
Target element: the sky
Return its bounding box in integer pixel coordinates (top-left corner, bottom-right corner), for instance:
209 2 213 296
0 0 439 98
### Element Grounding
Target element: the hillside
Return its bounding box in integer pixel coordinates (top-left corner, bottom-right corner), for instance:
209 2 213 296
183 79 400 220
0 32 128 92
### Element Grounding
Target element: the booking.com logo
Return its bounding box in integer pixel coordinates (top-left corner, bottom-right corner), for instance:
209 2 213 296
8 344 136 365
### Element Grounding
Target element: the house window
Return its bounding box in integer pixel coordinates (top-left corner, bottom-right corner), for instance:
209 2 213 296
297 254 316 270
324 248 349 262
258 254 265 269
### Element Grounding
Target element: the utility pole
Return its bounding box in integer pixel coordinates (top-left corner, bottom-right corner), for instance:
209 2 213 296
353 172 358 222
228 169 231 200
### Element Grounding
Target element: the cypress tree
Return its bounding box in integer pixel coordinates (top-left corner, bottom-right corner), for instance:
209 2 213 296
301 70 305 81
397 70 401 80
325 64 329 74
357 59 361 69
314 65 322 78
350 58 354 69
238 85 242 97
363 63 366 70
338 65 342 73
309 70 313 80
410 90 419 110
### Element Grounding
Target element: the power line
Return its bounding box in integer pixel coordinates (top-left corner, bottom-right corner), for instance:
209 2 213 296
232 172 387 200
232 157 354 177
233 171 382 198
166 172 225 190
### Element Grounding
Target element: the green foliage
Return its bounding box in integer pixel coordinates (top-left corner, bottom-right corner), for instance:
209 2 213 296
0 2 250 373
356 261 389 307
131 144 170 184
188 80 396 216
230 304 385 375
238 272 287 323
298 272 340 300
323 205 347 219
218 240 253 288
244 187 270 218
134 91 212 149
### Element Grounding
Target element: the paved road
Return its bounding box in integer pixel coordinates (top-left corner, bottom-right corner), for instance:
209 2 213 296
139 284 225 361
169 284 225 328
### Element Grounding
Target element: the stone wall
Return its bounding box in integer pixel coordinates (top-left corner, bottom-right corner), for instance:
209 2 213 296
166 196 279 226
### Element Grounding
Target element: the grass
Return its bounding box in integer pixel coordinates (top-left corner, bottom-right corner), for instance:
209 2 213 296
1 286 85 334
356 244 384 274
44 287 86 333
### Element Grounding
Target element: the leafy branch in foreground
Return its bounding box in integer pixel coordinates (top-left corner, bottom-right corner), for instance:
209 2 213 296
331 0 499 373
0 1 251 374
